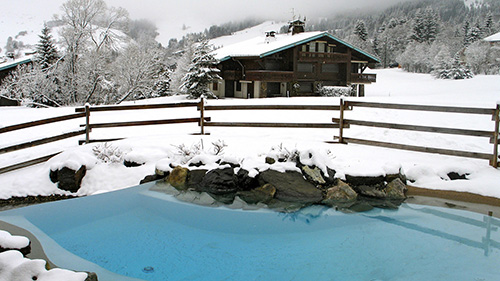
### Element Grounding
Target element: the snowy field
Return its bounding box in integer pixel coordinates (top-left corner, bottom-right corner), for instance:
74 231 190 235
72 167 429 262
1 68 500 200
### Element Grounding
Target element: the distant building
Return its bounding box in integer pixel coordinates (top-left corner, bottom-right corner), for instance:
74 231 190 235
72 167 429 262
0 56 33 86
210 21 379 98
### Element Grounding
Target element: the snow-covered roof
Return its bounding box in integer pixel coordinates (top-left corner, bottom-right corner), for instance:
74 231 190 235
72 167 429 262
0 56 33 72
213 31 380 63
484 32 500 42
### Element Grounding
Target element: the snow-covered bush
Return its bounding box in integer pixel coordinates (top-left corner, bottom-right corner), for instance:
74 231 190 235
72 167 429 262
172 139 227 164
92 142 124 163
318 86 351 97
464 41 500 75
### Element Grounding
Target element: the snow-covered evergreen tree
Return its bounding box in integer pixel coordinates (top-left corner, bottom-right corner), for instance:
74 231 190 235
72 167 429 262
35 24 59 69
354 20 368 42
433 53 473 79
431 46 452 79
180 38 221 99
411 8 439 44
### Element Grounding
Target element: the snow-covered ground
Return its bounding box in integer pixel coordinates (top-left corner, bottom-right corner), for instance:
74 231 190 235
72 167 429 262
1 68 500 200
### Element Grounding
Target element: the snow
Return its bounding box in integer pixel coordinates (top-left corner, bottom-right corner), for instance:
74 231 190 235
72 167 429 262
0 230 29 250
484 32 500 42
1 68 500 202
210 21 286 48
212 30 325 61
0 250 88 281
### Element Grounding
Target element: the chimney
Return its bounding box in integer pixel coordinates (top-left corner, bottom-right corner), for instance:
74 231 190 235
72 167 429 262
288 18 305 35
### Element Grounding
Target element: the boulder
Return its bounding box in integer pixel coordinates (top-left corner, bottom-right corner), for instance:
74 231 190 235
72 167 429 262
447 172 468 181
140 174 167 184
167 166 189 190
385 178 407 200
301 166 326 185
265 157 276 165
237 184 276 205
236 169 259 191
324 167 337 185
198 167 239 195
258 170 323 204
386 168 407 184
186 169 208 190
345 174 385 186
49 166 86 193
322 180 357 205
353 184 387 199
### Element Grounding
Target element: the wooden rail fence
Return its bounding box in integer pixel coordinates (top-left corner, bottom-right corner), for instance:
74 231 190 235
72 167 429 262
0 112 86 174
332 100 500 167
1 99 499 174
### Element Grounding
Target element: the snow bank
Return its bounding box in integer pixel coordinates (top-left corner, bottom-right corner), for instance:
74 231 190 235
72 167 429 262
0 250 88 281
0 230 29 250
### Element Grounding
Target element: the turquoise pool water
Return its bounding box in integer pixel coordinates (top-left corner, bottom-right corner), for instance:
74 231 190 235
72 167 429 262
0 182 499 281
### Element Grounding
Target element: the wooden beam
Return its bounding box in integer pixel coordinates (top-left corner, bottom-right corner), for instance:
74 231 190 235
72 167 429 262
204 122 341 129
89 117 206 129
0 113 86 134
346 101 495 115
0 130 86 154
204 105 342 111
0 152 61 174
341 137 492 160
332 118 494 138
75 102 198 113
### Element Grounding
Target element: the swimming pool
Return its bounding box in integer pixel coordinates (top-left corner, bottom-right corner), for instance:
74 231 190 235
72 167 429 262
0 182 499 281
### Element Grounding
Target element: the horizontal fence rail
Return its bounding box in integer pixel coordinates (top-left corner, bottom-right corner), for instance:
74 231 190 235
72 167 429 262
202 104 342 111
0 112 85 134
345 101 496 115
74 102 199 112
336 100 499 167
0 129 86 154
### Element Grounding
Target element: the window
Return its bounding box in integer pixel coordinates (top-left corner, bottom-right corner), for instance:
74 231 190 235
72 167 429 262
298 82 313 93
322 64 339 73
318 43 325 53
309 42 316 52
212 82 218 91
236 81 242 91
297 63 314 72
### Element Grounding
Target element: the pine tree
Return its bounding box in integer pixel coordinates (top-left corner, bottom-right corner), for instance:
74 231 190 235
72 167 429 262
180 38 221 99
354 20 368 42
411 8 438 44
35 24 59 69
463 20 471 47
484 12 493 36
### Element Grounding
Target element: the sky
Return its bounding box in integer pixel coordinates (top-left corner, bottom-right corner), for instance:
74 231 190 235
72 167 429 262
2 0 415 45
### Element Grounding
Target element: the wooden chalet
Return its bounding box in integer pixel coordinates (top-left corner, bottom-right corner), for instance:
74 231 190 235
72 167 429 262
211 21 380 98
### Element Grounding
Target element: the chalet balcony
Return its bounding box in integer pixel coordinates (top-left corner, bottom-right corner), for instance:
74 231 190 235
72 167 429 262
222 70 294 82
298 52 350 63
351 73 377 84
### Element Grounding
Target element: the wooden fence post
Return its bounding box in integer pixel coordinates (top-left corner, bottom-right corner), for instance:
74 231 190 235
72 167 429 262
339 98 345 143
85 103 90 144
491 104 499 167
200 97 205 135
